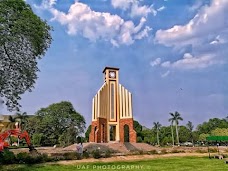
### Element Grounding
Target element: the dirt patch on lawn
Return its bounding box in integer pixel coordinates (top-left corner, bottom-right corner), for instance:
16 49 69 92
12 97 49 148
53 153 209 165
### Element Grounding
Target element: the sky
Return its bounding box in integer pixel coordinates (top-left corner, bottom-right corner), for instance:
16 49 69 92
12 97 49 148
1 0 228 129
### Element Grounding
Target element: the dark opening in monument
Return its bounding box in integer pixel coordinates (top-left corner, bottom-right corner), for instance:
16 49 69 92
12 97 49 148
124 124 130 142
94 126 97 142
102 124 105 142
109 125 116 141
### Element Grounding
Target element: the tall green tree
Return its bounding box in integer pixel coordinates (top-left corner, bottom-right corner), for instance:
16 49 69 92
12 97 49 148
197 118 228 134
0 0 52 111
153 122 161 146
186 121 194 144
27 101 86 146
169 111 183 145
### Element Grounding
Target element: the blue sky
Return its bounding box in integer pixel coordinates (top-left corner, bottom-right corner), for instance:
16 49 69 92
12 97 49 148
1 0 228 129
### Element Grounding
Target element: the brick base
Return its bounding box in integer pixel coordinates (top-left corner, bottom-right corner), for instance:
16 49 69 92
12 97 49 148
89 118 107 143
119 118 137 143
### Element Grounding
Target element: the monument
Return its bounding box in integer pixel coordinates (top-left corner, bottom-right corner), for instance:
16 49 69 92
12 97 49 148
89 67 136 143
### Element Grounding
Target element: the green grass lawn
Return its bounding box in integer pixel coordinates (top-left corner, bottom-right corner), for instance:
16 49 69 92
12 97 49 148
1 156 228 171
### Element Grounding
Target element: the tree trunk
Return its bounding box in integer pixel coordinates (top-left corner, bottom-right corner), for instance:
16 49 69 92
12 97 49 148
175 121 179 145
156 130 160 146
171 125 174 147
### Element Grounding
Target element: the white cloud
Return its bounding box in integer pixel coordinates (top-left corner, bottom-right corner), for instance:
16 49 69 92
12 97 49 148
111 0 133 10
161 53 224 70
150 58 161 66
155 0 228 47
210 35 226 45
157 6 166 12
35 0 57 9
154 0 228 69
161 70 170 77
111 0 158 18
46 2 151 46
188 1 204 12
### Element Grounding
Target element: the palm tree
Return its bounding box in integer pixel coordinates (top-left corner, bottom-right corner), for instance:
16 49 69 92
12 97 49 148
15 112 29 131
153 122 161 146
169 111 183 145
169 120 175 147
186 121 194 145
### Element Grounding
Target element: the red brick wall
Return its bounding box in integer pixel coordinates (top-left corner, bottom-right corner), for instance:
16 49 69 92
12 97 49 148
89 118 107 143
119 118 137 143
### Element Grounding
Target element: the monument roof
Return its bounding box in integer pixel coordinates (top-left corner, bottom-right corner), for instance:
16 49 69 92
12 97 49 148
102 67 119 73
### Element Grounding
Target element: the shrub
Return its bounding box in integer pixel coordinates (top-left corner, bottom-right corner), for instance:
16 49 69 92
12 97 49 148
16 152 30 164
195 149 207 153
208 148 218 153
161 149 167 154
0 149 16 164
83 150 90 159
92 149 102 159
149 150 158 154
104 150 112 158
170 149 184 153
63 152 78 160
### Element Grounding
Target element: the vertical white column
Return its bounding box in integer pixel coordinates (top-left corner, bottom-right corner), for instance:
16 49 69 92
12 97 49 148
119 85 123 118
129 92 132 117
125 89 129 117
92 98 95 120
97 92 100 118
95 95 97 119
122 86 125 117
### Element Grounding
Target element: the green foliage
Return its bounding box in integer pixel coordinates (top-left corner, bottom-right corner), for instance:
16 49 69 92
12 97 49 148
104 150 112 158
137 136 143 142
0 149 16 164
26 101 86 146
161 149 167 154
63 152 80 160
211 128 228 136
83 150 90 158
169 111 183 145
0 0 52 111
92 149 102 159
32 133 43 146
198 133 210 141
197 118 228 134
149 149 158 154
195 149 207 153
85 125 91 142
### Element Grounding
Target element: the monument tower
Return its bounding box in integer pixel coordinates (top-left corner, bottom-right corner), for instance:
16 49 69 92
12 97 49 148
89 67 136 143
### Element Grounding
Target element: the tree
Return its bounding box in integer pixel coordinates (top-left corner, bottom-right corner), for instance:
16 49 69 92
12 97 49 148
169 111 183 145
15 112 29 131
0 0 52 111
153 122 161 146
133 120 143 141
26 101 86 146
169 119 175 147
186 121 194 144
85 125 91 142
197 118 228 134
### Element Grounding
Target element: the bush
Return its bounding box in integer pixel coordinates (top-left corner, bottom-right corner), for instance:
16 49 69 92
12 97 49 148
16 152 30 164
149 150 158 154
170 149 184 153
195 149 207 153
208 148 218 153
83 150 90 159
161 149 167 154
92 149 102 159
63 152 81 160
104 150 112 158
0 149 16 164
